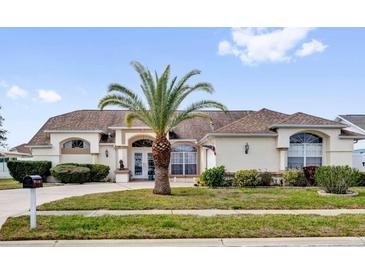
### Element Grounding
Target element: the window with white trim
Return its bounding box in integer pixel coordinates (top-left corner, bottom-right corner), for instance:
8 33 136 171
171 144 197 175
288 133 323 169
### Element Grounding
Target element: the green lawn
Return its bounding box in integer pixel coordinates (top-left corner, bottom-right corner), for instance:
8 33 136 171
0 179 63 190
0 179 21 190
2 214 365 240
38 187 365 211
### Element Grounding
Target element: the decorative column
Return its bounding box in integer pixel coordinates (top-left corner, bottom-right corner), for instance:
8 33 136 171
115 146 130 183
279 148 288 171
91 153 98 164
116 146 128 168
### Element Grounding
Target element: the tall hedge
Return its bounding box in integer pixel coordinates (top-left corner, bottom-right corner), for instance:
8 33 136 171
7 160 52 182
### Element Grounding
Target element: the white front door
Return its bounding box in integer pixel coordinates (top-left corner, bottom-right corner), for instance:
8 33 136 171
132 149 154 180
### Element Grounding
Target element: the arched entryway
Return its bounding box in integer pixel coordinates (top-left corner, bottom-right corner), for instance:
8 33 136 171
130 138 155 180
288 133 323 169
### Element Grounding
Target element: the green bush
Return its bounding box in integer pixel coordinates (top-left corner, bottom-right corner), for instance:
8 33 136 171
55 163 110 182
234 169 262 187
201 166 228 188
260 171 273 186
51 164 90 184
315 166 354 194
351 169 365 186
81 164 110 182
224 172 235 187
7 160 52 182
283 169 307 186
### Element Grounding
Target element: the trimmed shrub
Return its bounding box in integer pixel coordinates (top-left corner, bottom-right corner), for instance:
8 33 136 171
283 169 307 186
234 169 262 187
55 163 110 182
7 160 52 182
303 166 318 186
315 165 354 194
201 166 228 188
260 171 273 186
51 164 90 184
80 164 110 182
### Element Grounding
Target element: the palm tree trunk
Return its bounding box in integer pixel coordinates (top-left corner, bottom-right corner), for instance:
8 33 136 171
152 135 171 195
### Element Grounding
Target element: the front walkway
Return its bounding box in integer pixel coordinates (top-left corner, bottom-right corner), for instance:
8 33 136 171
1 237 365 247
0 182 194 227
22 208 365 217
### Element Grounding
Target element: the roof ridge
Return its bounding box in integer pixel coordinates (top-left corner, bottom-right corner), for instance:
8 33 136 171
279 111 341 125
215 110 258 132
215 108 288 133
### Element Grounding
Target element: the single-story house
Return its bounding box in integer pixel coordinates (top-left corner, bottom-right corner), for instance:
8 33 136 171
0 144 32 179
22 108 365 182
336 114 365 171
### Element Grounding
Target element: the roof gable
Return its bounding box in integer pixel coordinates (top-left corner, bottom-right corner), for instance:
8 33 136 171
271 112 345 128
216 108 289 134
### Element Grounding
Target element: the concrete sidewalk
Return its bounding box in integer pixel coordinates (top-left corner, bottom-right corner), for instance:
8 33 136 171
1 237 365 247
23 208 365 217
0 182 194 228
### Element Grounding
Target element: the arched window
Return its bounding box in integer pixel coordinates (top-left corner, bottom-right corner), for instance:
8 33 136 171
288 133 323 169
171 144 197 175
132 139 153 147
63 139 90 149
62 139 90 154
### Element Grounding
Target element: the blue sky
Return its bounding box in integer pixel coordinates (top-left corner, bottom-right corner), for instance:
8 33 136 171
0 28 365 148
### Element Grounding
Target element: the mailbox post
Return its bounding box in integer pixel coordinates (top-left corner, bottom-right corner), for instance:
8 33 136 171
22 175 43 229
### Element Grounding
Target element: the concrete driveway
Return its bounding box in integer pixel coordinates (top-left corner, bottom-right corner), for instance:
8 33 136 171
0 182 194 228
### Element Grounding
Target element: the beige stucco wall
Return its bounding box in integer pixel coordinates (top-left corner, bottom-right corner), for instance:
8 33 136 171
30 126 355 176
60 154 93 164
276 128 354 167
31 148 60 166
214 136 280 172
31 132 101 166
98 145 117 179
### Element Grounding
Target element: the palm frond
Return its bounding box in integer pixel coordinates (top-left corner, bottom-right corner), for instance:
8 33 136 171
125 111 154 129
99 62 227 137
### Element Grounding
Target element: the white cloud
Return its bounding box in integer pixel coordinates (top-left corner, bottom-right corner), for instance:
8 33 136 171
38 89 62 103
6 85 28 99
295 39 328 57
218 28 327 65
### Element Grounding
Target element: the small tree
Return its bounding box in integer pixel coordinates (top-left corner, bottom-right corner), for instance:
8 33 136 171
99 62 226 195
0 106 7 148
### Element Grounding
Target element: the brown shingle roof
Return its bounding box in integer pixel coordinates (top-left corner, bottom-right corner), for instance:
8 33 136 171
27 110 251 145
9 143 31 154
272 112 345 128
215 108 289 134
27 109 353 146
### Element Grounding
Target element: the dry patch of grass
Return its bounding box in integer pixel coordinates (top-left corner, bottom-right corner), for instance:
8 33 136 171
38 187 365 211
0 179 21 190
1 214 365 240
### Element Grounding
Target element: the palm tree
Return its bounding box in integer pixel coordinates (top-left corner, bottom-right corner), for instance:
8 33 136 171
99 61 226 195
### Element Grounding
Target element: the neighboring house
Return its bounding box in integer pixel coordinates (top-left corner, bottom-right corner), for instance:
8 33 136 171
0 144 33 179
21 108 364 182
336 115 365 171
